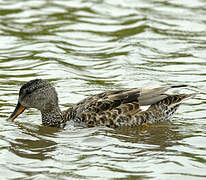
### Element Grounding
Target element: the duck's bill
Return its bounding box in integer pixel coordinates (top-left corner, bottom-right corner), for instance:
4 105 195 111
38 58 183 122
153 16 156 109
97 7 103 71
7 102 26 121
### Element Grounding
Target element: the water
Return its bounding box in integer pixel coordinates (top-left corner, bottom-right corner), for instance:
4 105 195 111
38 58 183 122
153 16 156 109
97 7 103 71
0 0 206 179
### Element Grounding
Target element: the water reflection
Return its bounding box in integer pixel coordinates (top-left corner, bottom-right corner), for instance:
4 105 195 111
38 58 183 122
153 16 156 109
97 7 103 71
9 138 56 160
8 123 59 160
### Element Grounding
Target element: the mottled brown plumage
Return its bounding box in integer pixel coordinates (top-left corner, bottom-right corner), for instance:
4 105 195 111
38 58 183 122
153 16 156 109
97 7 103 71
7 79 195 128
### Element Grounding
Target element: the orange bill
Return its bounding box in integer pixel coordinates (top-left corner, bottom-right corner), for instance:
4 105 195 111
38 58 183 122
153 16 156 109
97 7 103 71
8 102 26 121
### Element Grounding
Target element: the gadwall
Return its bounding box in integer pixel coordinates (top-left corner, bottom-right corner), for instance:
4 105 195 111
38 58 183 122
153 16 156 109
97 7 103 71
7 79 195 128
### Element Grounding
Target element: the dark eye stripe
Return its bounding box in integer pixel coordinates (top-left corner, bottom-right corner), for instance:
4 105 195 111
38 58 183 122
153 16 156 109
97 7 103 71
26 85 45 95
20 85 45 96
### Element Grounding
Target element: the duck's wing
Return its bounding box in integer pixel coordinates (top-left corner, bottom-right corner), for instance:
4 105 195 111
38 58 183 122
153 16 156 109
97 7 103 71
73 85 187 127
78 85 188 112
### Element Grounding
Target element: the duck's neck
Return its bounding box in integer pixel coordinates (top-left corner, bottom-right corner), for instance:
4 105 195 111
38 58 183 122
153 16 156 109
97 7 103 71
41 106 65 128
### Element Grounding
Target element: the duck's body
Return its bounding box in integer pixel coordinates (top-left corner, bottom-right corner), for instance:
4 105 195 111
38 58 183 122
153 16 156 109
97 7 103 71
8 79 194 128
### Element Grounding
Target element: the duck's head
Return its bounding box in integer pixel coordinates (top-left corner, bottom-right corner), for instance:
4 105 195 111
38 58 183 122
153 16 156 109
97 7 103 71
8 79 59 121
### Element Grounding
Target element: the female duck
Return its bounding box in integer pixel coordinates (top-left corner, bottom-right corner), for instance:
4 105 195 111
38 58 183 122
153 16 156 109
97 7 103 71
8 79 194 128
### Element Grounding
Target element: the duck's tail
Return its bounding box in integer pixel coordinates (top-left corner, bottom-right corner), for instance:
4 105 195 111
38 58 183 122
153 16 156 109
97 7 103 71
145 93 196 123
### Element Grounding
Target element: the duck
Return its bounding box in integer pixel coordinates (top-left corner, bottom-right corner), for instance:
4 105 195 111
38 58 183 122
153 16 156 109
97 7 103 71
7 79 195 128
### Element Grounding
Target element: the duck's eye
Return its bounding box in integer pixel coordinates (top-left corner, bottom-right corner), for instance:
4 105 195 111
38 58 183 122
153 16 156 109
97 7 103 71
26 89 31 94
